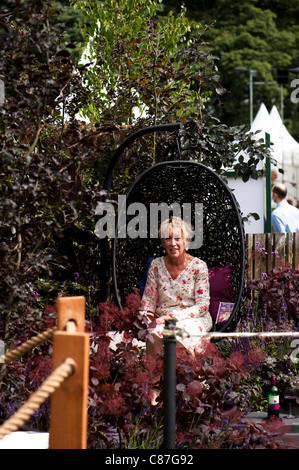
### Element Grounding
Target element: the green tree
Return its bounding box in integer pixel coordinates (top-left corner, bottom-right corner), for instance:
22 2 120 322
73 0 270 178
73 0 216 127
209 2 298 130
165 0 299 139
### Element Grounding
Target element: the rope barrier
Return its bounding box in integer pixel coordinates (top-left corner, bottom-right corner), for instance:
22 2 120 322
0 357 76 440
0 298 88 448
162 322 299 449
202 331 299 339
163 327 299 340
1 302 297 447
0 327 57 364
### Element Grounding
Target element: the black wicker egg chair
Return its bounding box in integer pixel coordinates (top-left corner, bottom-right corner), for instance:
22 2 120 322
101 123 247 333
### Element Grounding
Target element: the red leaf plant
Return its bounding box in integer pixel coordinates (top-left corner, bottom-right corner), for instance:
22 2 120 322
86 293 295 449
0 294 295 449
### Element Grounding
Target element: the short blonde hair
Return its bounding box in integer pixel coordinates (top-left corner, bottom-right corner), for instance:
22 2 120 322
159 216 194 249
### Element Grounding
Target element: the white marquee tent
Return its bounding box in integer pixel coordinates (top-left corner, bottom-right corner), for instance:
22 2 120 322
227 103 299 234
251 103 299 206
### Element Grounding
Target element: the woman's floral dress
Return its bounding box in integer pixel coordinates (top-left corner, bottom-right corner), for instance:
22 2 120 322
140 256 212 354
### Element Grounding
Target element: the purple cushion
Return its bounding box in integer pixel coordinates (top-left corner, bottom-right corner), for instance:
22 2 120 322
208 265 233 321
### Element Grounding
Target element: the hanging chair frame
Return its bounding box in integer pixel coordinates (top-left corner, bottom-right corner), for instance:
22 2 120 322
101 123 247 332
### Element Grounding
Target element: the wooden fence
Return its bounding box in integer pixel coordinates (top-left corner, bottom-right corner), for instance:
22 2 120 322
246 232 299 280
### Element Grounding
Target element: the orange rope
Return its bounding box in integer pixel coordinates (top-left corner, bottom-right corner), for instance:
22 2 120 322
0 357 76 440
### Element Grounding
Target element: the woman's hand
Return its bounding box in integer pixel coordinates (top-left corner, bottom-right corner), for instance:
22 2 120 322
138 309 155 325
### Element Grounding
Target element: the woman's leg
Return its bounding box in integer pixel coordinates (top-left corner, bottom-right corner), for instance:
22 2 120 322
145 334 164 405
146 334 163 356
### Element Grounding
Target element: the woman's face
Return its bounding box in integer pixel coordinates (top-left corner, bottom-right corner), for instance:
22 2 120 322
162 229 186 259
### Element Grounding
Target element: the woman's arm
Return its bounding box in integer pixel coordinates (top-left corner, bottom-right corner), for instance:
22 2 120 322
193 260 210 317
140 261 158 315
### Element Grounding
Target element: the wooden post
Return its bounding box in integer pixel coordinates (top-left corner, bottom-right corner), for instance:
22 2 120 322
49 297 89 449
246 234 253 280
274 233 286 268
293 233 299 270
265 233 273 273
253 233 266 279
285 233 293 268
56 296 86 332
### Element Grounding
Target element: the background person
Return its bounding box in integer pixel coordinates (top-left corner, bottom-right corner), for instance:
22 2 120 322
271 184 299 232
140 216 212 357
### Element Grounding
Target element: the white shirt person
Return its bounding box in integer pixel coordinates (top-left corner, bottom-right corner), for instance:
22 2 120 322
271 184 299 233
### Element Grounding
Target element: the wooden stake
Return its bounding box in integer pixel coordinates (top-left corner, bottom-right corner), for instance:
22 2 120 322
56 296 86 332
49 297 89 449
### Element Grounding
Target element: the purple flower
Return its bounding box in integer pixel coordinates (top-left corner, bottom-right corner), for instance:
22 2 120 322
74 272 80 281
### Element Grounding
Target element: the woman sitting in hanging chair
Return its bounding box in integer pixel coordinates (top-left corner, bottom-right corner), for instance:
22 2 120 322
139 216 212 357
